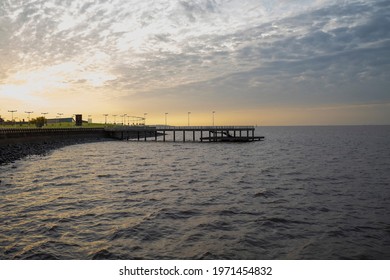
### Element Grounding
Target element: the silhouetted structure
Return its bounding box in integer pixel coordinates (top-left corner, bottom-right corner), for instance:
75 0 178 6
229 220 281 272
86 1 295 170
75 114 82 126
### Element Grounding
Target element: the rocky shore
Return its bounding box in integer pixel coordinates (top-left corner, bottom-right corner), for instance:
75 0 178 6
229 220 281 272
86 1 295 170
0 137 111 166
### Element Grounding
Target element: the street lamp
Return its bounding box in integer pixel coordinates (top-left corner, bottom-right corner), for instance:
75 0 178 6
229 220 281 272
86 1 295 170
57 113 63 126
120 114 127 125
188 112 191 126
112 114 117 124
212 111 215 126
8 110 17 125
103 114 108 124
165 113 168 126
25 111 33 126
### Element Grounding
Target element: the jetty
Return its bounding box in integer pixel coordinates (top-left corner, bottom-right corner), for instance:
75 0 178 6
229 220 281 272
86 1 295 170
105 126 264 142
0 126 264 144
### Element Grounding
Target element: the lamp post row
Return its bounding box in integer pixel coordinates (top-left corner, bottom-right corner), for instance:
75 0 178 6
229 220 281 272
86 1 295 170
105 111 214 126
100 111 215 126
3 111 216 126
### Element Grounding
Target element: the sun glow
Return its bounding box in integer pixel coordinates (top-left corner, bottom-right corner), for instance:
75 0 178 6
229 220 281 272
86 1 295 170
0 64 75 100
0 60 118 102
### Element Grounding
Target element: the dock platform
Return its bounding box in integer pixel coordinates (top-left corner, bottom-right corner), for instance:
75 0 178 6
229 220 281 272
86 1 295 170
105 126 264 143
0 126 264 144
200 136 264 142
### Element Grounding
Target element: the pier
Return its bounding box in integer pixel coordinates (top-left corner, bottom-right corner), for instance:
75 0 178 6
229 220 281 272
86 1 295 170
1 126 263 164
105 126 264 142
0 126 264 145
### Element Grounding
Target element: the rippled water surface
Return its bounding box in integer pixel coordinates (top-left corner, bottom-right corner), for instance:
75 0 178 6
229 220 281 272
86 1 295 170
1 126 390 259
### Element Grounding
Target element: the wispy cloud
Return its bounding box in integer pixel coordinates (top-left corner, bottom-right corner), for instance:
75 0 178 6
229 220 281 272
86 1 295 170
0 0 389 123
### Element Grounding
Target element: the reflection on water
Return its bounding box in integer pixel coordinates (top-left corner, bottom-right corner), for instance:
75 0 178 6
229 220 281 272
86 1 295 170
1 126 390 259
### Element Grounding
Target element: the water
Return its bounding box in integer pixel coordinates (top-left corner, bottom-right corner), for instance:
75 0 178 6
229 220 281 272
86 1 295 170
1 126 389 259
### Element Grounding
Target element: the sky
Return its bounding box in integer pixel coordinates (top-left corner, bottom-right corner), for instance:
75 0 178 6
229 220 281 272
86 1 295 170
0 0 389 125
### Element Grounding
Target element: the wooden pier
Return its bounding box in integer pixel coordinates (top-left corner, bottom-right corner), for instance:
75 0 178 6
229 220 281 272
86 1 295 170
105 126 264 142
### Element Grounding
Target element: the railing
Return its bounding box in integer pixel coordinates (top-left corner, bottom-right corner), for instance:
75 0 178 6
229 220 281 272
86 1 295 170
1 126 255 136
104 125 255 131
154 126 255 130
104 126 156 131
0 127 105 136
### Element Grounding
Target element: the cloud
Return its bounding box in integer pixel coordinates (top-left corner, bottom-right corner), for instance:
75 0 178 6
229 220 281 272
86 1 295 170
0 0 389 120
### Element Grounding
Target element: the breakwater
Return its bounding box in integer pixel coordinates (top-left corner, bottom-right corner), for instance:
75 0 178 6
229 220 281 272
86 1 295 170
0 127 106 143
0 128 108 165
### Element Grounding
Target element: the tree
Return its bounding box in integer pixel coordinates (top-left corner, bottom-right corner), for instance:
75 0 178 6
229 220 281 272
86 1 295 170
31 117 46 127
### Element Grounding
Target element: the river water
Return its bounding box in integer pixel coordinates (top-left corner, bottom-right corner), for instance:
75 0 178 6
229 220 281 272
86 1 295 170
1 126 389 259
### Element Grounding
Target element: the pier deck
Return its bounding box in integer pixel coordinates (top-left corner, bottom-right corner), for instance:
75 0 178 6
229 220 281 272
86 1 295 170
105 126 264 142
0 126 264 144
199 136 264 142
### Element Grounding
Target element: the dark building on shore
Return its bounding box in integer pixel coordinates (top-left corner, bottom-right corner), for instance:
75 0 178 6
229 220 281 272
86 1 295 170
46 115 84 126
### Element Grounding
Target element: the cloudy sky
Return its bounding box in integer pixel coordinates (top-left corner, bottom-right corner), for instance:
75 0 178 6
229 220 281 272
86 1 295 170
0 0 389 125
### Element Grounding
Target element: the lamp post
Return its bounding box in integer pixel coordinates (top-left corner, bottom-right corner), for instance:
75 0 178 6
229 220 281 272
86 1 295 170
120 114 127 125
144 113 147 126
103 114 108 124
165 113 168 126
188 112 191 126
212 111 215 126
8 110 17 125
112 114 117 124
25 111 33 126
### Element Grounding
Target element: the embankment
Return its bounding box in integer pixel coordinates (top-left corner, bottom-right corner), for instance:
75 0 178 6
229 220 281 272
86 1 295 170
0 128 109 165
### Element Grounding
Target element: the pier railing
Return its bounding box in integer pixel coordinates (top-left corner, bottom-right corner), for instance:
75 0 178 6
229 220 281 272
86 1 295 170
154 126 255 130
104 125 255 131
